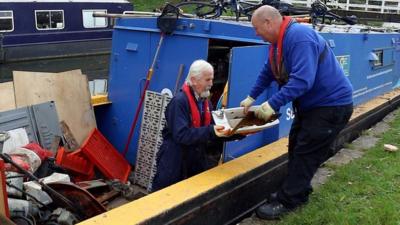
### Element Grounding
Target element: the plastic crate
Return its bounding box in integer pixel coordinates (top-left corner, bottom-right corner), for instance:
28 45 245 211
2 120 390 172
55 148 94 176
81 129 131 183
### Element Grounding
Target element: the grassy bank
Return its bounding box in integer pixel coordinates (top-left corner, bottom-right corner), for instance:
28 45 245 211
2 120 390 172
276 112 400 225
131 0 180 12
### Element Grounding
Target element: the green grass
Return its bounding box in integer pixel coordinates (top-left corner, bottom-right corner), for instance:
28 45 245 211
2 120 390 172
131 0 236 17
132 0 181 12
274 112 400 225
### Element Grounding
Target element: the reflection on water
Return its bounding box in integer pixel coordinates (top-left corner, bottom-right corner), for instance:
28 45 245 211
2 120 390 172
0 54 110 82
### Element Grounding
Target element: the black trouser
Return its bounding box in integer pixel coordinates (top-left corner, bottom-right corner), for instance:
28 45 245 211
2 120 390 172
277 104 353 209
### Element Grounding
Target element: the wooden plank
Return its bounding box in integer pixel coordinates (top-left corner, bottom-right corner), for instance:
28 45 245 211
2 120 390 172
60 120 80 151
13 70 97 145
0 82 16 112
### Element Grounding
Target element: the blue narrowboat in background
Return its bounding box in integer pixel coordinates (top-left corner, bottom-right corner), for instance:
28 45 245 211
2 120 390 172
0 0 133 63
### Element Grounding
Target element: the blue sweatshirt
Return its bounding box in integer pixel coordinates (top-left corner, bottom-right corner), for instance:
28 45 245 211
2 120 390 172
249 23 353 112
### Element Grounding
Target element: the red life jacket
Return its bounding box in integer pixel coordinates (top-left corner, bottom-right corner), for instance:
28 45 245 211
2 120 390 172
182 83 211 128
269 16 295 85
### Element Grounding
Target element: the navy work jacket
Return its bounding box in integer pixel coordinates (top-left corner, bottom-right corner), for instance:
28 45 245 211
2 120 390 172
152 89 242 191
152 89 217 191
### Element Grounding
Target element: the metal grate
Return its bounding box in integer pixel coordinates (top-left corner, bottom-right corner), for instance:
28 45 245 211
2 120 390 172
135 91 171 192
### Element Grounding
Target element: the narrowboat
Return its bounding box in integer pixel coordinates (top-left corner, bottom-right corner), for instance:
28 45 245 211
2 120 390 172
0 0 133 63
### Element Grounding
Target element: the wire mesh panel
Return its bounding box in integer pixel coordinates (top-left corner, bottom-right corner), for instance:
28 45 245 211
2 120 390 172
134 91 171 192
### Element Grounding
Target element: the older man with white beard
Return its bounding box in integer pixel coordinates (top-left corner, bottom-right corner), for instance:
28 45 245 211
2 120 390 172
152 59 234 191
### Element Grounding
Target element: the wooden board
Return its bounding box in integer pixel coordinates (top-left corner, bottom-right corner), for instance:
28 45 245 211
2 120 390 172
0 82 16 112
351 88 400 120
13 70 97 145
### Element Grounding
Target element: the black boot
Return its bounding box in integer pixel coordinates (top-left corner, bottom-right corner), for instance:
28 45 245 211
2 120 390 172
256 201 289 220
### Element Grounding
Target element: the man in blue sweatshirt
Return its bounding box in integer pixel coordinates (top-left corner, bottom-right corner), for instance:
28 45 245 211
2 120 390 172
240 5 353 219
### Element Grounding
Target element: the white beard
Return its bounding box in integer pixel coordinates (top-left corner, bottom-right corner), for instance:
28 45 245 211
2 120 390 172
200 90 210 98
200 85 212 98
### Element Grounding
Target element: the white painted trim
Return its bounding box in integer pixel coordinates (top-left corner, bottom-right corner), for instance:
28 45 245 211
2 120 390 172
0 10 14 32
353 82 392 98
292 0 400 13
367 68 393 79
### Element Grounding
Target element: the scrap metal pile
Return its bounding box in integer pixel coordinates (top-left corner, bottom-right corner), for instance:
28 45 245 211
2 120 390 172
0 70 133 225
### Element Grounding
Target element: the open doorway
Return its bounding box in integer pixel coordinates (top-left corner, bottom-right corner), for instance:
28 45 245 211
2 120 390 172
208 39 257 108
206 39 258 167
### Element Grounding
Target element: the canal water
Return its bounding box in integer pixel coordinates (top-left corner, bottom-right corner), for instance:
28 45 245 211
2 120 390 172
0 54 110 83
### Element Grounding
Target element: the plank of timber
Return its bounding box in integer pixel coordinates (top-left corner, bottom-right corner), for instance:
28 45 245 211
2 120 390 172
351 88 400 120
13 70 97 145
0 82 16 112
60 121 80 151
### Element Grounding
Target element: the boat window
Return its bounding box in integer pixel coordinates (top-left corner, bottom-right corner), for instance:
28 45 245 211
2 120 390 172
372 50 383 67
82 10 108 28
0 11 14 32
35 10 64 30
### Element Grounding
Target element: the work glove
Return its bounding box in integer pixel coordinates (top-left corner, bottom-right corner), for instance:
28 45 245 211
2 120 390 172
214 125 231 137
240 96 255 114
255 101 275 122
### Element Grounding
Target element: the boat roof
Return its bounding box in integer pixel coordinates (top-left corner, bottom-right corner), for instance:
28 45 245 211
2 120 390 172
0 0 130 3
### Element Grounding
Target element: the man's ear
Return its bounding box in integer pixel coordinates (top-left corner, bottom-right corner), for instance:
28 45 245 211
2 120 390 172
190 76 197 86
264 19 270 28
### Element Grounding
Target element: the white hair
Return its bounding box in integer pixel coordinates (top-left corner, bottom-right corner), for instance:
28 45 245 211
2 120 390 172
185 59 214 85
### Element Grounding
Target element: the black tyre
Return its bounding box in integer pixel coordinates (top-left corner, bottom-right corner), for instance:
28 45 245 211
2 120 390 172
175 1 221 19
237 1 262 20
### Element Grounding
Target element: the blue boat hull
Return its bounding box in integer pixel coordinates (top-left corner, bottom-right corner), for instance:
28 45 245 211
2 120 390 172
3 36 111 62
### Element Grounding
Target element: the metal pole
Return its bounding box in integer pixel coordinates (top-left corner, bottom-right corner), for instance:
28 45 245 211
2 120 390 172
93 11 251 21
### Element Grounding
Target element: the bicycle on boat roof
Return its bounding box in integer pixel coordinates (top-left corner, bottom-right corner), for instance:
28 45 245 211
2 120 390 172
174 0 357 24
175 0 266 21
174 0 311 21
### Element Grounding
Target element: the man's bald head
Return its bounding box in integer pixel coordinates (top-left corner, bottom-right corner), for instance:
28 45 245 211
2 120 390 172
251 5 282 43
253 5 282 23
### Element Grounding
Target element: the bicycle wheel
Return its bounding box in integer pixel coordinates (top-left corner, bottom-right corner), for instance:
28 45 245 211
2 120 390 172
175 1 222 19
237 0 262 20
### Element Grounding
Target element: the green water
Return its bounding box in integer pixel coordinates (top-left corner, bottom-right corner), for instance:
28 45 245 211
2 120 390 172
0 54 110 82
